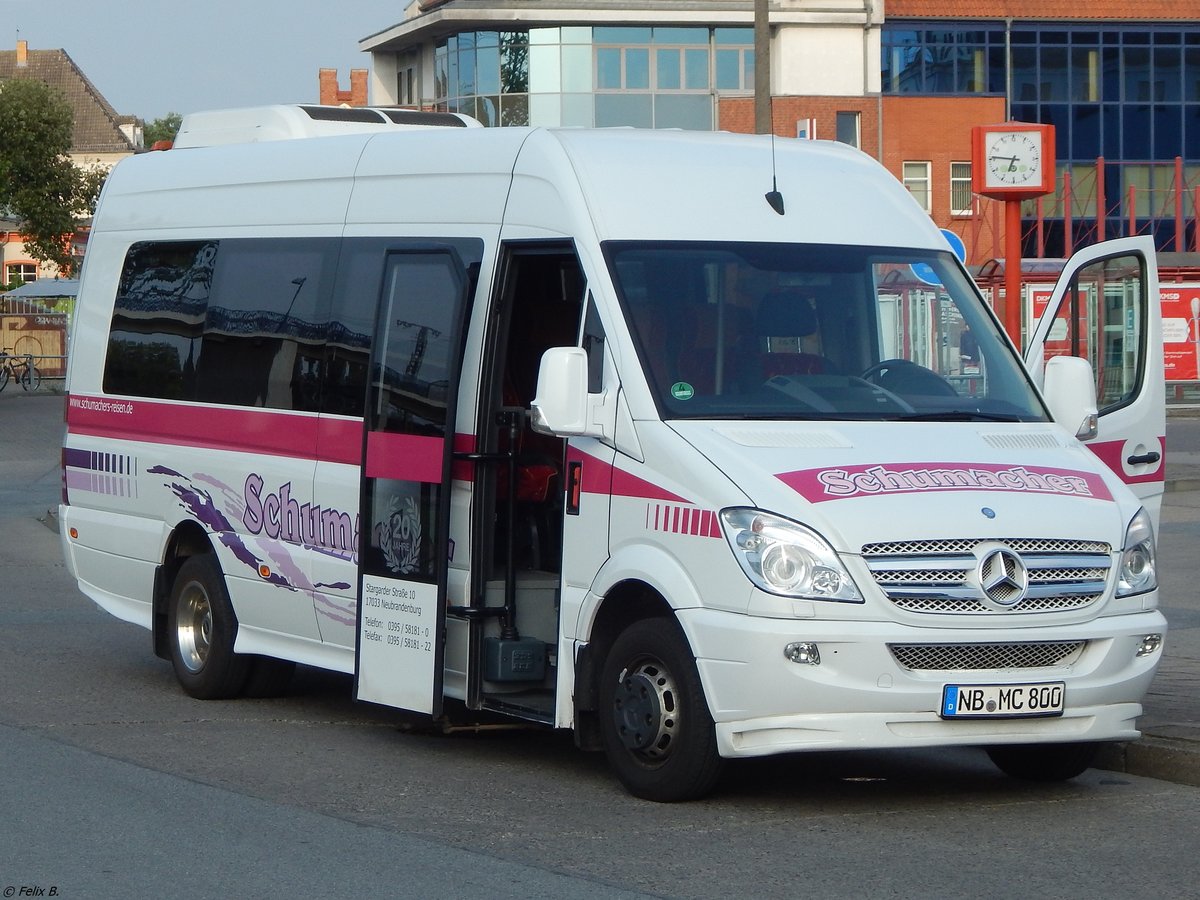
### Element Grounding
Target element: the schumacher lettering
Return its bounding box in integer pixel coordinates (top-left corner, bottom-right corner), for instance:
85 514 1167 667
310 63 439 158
243 474 359 560
777 462 1113 503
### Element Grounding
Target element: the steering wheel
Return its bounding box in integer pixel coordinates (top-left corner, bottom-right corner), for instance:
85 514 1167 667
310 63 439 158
861 358 959 397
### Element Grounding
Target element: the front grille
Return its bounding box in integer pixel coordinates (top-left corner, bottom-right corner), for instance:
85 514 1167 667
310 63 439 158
862 538 1111 615
889 641 1086 671
863 538 1109 556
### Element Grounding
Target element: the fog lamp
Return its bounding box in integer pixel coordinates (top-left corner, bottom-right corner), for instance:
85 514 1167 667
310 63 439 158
784 642 821 665
1136 634 1163 658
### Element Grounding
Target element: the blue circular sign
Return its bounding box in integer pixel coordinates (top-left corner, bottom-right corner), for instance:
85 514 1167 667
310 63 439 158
910 229 968 285
941 228 967 262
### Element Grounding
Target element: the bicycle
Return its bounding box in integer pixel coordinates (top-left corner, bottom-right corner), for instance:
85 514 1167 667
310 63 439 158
0 348 42 392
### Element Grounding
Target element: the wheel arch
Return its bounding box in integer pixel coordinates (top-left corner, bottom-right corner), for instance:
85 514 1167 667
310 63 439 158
152 520 216 660
572 577 675 751
582 543 707 631
571 543 739 752
576 543 709 675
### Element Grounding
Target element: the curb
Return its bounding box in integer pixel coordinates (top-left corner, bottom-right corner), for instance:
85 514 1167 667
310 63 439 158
1096 736 1200 787
1165 478 1200 493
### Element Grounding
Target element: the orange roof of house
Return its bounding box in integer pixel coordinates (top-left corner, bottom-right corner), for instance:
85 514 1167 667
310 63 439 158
886 1 1198 19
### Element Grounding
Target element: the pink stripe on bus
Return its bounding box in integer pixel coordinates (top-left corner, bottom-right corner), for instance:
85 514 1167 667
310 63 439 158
365 432 444 483
67 395 319 459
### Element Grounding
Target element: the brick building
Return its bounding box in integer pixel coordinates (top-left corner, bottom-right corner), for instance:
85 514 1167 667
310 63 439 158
319 68 369 107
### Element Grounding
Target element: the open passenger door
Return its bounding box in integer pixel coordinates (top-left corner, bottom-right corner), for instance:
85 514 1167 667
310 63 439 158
1024 235 1165 526
354 248 473 716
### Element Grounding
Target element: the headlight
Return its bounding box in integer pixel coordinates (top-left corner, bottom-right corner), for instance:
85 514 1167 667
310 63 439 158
720 508 863 602
1116 507 1157 597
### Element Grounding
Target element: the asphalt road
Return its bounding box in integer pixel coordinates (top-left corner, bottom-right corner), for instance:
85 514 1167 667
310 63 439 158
5 390 1200 900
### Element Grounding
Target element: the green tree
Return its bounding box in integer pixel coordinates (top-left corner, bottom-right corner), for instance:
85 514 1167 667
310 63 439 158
0 78 102 275
144 112 183 147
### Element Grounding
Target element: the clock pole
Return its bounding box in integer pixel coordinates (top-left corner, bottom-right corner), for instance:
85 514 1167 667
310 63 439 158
1004 198 1023 345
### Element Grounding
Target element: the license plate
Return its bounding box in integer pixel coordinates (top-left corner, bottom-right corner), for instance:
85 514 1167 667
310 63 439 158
941 682 1065 719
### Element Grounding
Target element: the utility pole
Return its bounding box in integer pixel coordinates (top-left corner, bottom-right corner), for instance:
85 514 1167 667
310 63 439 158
754 0 771 134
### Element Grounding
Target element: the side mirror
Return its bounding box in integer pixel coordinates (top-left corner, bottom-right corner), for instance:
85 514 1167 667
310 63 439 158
1043 355 1099 441
531 347 594 436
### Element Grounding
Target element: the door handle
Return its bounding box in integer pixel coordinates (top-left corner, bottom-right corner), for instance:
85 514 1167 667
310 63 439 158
1126 451 1161 466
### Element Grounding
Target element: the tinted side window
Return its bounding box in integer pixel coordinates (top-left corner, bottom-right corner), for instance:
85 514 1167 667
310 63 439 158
323 238 484 417
582 293 605 392
322 241 385 417
196 239 337 410
104 241 216 398
104 238 337 409
1040 253 1147 414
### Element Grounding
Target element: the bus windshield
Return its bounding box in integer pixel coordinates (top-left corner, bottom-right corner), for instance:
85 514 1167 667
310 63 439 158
605 241 1048 423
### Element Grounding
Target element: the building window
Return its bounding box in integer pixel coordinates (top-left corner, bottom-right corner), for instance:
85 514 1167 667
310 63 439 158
950 162 973 216
5 263 37 286
715 28 754 92
433 26 749 130
903 162 932 212
835 111 860 148
396 50 420 107
398 66 417 106
882 27 1003 94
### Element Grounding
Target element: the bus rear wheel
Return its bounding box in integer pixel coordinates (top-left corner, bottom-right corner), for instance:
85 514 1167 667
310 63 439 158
167 553 250 699
599 617 723 802
986 742 1099 781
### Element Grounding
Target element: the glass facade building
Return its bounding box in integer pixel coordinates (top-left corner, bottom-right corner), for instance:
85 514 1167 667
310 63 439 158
433 26 754 129
882 21 1200 250
368 7 1200 254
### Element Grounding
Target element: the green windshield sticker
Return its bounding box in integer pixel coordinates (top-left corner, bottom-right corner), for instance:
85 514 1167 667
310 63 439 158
670 382 695 401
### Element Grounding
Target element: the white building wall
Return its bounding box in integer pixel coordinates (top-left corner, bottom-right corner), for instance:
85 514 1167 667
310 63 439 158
371 52 398 105
774 24 880 96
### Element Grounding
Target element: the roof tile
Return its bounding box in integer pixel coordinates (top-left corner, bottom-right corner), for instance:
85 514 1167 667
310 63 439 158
0 47 136 154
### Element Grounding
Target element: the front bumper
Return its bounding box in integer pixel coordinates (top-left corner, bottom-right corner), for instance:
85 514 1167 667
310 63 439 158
676 606 1166 759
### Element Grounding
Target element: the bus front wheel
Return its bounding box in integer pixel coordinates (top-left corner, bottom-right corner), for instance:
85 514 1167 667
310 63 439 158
986 742 1099 781
598 617 724 802
167 553 250 699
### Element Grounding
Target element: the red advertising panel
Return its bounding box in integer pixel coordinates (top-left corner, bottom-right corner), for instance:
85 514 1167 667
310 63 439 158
1029 286 1089 364
1160 284 1200 383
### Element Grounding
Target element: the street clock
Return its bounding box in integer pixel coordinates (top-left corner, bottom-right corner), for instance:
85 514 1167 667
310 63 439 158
971 123 1055 199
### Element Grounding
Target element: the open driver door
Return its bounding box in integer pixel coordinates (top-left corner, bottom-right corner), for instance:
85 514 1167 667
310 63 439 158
1024 235 1165 528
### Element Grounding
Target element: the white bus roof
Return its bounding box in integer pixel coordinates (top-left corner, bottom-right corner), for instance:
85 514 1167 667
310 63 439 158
102 125 944 251
173 104 481 148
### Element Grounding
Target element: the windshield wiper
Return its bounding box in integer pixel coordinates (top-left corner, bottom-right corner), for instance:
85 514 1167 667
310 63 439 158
698 413 829 421
892 410 1027 422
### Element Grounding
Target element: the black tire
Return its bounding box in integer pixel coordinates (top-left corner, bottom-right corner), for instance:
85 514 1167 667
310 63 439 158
243 657 296 698
0 365 9 392
599 617 724 802
167 553 250 699
986 742 1099 781
20 364 41 391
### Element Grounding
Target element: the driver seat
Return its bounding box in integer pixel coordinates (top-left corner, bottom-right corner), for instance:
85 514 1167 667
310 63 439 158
756 290 833 378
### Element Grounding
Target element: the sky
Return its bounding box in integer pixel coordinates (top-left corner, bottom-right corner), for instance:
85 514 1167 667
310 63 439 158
3 0 404 122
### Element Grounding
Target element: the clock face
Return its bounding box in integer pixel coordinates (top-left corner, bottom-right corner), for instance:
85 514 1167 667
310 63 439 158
984 131 1042 189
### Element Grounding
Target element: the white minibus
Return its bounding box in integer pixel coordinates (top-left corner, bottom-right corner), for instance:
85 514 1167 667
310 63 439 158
60 105 1166 801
